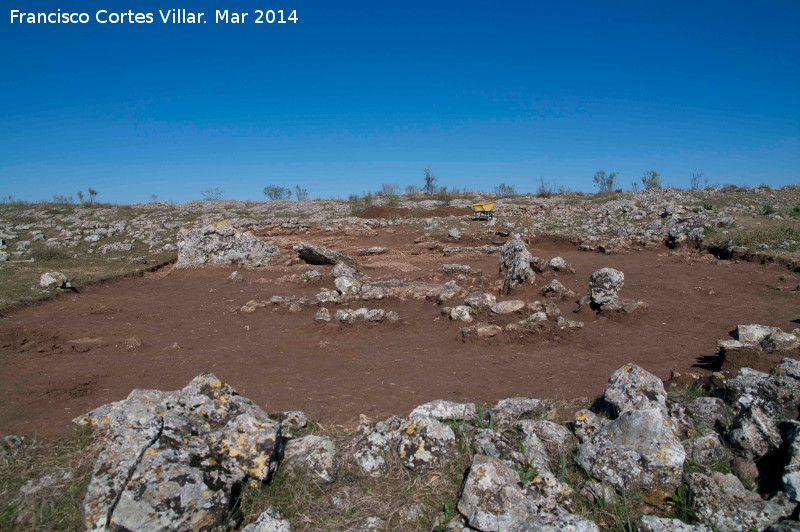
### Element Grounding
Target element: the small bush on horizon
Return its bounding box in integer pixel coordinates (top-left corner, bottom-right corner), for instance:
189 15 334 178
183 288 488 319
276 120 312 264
405 184 420 195
52 194 74 204
593 171 617 194
494 183 517 196
348 191 373 215
641 170 661 190
535 177 555 197
263 185 292 200
436 186 455 205
201 187 224 201
294 185 309 201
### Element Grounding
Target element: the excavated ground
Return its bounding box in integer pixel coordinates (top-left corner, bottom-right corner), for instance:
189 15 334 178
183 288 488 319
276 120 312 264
1 223 798 438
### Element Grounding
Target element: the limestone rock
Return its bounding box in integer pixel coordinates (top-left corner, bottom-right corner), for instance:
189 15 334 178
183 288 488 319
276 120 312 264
242 506 294 532
509 506 599 532
588 268 624 306
517 419 576 458
724 366 800 433
464 288 497 310
293 242 353 265
353 416 403 476
471 429 526 466
542 279 577 299
39 271 68 288
576 408 685 494
763 332 800 352
735 324 781 346
687 397 730 429
409 400 477 422
398 416 456 471
450 305 474 322
283 435 337 484
548 256 573 272
492 300 526 314
457 455 531 532
314 308 332 322
75 374 281 532
683 434 727 466
176 223 280 267
486 397 546 429
637 515 712 532
782 421 800 502
685 471 789 531
603 363 668 416
571 409 607 444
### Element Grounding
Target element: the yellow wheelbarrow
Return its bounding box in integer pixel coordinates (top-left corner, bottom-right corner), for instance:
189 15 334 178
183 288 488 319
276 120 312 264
470 201 495 221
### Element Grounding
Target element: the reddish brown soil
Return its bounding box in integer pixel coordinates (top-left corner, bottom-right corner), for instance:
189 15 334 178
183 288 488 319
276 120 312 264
1 225 799 438
356 206 470 219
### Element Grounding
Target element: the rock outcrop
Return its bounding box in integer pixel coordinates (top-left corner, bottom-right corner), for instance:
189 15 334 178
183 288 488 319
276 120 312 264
176 222 280 267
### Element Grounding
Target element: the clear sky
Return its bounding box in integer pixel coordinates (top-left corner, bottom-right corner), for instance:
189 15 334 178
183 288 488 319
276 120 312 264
1 0 798 204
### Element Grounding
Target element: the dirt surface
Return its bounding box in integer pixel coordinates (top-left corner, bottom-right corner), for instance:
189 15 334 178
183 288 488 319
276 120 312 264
1 224 799 439
356 205 470 219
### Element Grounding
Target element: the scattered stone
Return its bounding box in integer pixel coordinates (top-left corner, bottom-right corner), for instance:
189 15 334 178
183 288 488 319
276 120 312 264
685 471 789 531
315 308 332 322
0 435 23 452
529 256 549 273
293 242 353 265
500 237 534 290
128 256 147 265
492 300 526 314
782 421 800 502
228 270 242 281
457 455 531 531
517 420 576 458
176 223 280 267
637 515 712 532
486 397 546 429
556 316 584 329
603 363 668 417
353 416 403 477
763 332 800 352
334 275 361 296
448 228 461 240
542 279 577 299
687 397 730 429
548 256 573 272
588 268 624 306
282 435 337 484
409 400 477 422
242 506 294 532
301 270 322 282
439 264 472 273
735 324 781 347
450 305 474 322
683 434 727 466
726 404 782 458
398 416 456 471
464 288 496 310
315 290 341 303
39 271 68 288
356 246 387 255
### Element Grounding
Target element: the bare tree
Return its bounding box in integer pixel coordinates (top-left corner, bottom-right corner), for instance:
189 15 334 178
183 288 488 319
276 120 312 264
201 187 224 201
423 167 437 194
88 188 98 204
294 185 309 201
690 170 707 190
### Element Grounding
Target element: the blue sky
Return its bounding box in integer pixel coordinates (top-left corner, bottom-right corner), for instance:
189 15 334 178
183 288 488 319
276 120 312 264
1 0 798 203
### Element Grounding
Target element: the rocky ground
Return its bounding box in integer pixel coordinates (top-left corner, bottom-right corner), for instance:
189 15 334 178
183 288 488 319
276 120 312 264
1 185 799 531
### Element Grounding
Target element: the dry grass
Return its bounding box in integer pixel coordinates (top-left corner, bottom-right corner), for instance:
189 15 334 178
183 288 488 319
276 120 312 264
0 429 98 531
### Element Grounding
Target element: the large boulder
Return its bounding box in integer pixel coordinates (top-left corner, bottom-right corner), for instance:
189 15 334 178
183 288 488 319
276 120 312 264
39 271 68 288
176 223 280 267
409 400 477 422
782 421 800 502
74 374 281 532
500 238 534 290
293 242 353 265
576 408 685 495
